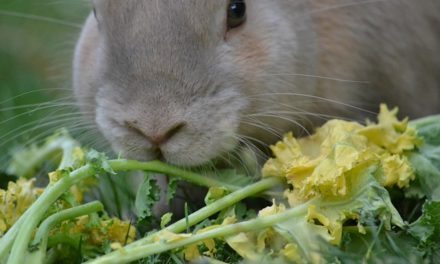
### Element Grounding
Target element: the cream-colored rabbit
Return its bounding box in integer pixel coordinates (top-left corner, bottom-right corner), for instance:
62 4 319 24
74 0 440 167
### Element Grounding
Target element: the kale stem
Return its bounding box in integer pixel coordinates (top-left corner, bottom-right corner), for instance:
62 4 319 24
87 201 309 264
86 177 283 263
7 135 79 178
163 178 283 239
37 204 100 246
129 177 282 249
0 214 26 261
46 234 82 249
0 136 79 261
7 165 95 264
28 202 104 264
108 160 241 192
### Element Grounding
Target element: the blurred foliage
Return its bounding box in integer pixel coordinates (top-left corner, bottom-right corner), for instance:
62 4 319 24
0 0 89 168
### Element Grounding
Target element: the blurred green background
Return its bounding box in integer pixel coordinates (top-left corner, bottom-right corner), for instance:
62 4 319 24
0 1 137 219
0 0 90 166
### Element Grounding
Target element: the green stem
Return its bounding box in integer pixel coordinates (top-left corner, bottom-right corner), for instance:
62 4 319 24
108 160 240 192
34 202 103 244
87 202 309 264
46 233 82 250
7 136 78 178
130 177 282 249
38 201 104 252
7 165 95 264
164 178 282 238
28 202 103 264
57 139 81 170
87 177 283 263
0 136 79 261
0 216 25 261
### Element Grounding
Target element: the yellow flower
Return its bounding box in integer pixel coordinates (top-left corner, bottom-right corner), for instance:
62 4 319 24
256 202 288 252
225 232 263 261
224 202 294 261
263 104 419 202
183 244 200 261
110 242 123 250
306 205 343 245
195 225 220 257
222 216 237 225
381 154 415 188
0 178 44 235
106 218 137 244
281 243 304 264
61 216 137 246
359 104 421 154
49 169 97 204
48 171 63 184
154 228 219 261
72 147 86 167
154 230 191 243
258 200 286 217
262 133 304 178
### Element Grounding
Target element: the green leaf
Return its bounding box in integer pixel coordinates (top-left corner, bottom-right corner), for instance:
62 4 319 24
204 187 230 205
166 178 178 205
407 200 440 262
409 201 440 243
7 144 50 178
135 173 161 224
214 169 255 187
411 115 440 146
323 227 424 264
272 166 404 262
60 191 78 207
406 115 440 200
160 213 173 229
96 172 136 219
86 212 103 230
86 150 115 175
407 153 440 200
7 130 81 178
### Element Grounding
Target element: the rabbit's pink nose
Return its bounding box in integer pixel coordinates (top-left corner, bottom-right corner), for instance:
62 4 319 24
126 121 186 147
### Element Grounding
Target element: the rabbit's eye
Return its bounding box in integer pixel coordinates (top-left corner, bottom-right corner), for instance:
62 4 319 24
227 0 246 29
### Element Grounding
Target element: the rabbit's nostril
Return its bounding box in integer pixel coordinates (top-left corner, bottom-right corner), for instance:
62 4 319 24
150 122 186 146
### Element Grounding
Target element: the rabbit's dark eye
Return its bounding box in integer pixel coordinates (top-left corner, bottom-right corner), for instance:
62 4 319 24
227 0 246 29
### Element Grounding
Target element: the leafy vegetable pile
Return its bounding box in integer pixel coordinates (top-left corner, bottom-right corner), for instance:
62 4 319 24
1 105 439 264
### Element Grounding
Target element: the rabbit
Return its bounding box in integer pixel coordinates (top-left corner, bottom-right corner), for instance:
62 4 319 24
73 0 440 213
